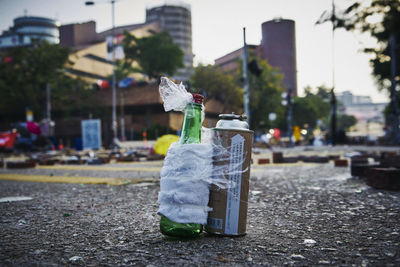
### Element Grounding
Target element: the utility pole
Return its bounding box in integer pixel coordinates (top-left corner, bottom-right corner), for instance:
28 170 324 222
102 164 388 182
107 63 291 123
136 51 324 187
120 90 126 141
111 0 118 145
85 0 118 146
46 83 53 136
330 0 337 146
389 33 400 145
286 88 293 146
242 27 250 127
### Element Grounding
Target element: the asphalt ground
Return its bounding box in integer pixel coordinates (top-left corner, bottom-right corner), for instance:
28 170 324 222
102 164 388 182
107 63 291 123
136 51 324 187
0 147 400 266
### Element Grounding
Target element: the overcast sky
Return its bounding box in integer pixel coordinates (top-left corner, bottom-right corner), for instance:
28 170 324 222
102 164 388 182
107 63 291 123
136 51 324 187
0 0 389 102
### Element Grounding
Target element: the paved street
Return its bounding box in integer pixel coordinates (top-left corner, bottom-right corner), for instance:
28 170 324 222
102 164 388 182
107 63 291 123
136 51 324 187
0 146 400 266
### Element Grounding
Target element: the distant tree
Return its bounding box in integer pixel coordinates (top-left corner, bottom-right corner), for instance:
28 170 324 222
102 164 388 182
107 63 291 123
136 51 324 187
123 31 184 79
245 58 286 131
293 86 331 128
337 114 357 131
0 40 89 124
340 0 400 144
341 1 400 90
190 64 242 109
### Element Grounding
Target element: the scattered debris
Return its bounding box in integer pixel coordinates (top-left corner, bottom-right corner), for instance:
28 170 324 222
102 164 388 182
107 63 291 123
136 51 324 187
0 196 33 203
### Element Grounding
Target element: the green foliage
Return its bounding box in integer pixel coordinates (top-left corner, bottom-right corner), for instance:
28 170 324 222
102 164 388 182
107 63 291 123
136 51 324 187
0 40 89 123
294 85 331 128
190 64 242 108
142 124 175 140
246 59 286 131
123 31 184 79
337 114 357 131
341 0 400 91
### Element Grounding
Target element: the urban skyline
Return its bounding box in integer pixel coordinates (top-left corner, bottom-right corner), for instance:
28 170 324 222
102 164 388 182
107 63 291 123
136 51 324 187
0 0 389 103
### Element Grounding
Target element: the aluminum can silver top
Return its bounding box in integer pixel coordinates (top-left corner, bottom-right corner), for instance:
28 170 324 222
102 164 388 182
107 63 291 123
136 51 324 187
215 113 250 130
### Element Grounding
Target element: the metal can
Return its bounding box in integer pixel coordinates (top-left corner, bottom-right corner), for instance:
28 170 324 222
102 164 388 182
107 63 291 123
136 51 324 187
205 113 253 236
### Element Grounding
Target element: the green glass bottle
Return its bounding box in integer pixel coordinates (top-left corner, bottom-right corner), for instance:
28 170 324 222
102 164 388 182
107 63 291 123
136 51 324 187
160 93 204 238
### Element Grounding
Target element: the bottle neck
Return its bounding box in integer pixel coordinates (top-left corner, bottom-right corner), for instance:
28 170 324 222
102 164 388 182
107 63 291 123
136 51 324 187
180 103 202 144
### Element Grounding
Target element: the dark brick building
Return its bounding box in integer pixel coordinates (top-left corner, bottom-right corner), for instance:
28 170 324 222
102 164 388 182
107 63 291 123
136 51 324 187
261 18 297 95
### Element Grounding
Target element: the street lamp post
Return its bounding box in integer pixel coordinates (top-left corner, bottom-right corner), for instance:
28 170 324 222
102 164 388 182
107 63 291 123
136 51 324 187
85 0 118 146
330 0 337 146
242 27 250 127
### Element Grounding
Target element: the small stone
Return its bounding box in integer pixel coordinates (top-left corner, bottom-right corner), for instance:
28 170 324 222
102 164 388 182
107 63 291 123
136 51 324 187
247 257 253 262
303 239 317 246
33 249 46 255
384 251 396 257
318 260 330 265
321 247 337 252
291 254 305 260
69 256 83 262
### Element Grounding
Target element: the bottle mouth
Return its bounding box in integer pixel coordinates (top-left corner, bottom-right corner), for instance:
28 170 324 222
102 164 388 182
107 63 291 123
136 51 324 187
191 93 204 104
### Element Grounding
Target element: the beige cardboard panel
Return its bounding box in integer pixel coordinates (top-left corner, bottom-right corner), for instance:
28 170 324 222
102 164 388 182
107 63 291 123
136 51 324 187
206 129 253 236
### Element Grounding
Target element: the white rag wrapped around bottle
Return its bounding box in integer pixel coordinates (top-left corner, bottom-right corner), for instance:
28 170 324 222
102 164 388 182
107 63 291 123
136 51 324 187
157 142 213 224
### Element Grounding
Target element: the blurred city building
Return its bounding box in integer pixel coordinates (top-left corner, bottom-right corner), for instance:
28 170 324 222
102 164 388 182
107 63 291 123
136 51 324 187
214 45 260 75
337 90 387 140
261 18 297 96
336 90 372 106
59 21 98 49
52 82 229 146
59 20 160 83
0 10 240 146
54 15 221 145
0 16 60 49
146 2 193 81
214 18 297 95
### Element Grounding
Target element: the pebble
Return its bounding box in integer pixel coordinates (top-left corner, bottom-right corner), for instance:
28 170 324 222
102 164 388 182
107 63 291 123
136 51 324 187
114 226 125 231
69 256 84 262
291 254 305 260
321 248 337 252
303 239 317 246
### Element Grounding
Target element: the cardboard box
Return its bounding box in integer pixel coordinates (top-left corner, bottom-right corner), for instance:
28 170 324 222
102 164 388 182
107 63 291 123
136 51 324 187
206 128 253 236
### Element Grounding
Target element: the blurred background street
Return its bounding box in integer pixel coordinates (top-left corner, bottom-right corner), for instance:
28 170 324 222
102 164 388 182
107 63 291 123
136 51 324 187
1 145 400 266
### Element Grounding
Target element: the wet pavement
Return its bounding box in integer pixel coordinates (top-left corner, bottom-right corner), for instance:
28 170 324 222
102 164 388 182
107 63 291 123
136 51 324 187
0 146 400 266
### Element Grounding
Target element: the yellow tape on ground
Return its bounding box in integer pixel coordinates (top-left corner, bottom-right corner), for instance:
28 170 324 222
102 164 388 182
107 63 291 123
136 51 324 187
0 173 158 186
36 165 161 172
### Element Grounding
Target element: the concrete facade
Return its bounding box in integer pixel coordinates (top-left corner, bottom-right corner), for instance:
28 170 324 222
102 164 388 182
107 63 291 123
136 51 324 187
64 22 160 83
59 21 97 49
146 3 193 81
214 45 260 75
0 16 60 49
53 83 231 145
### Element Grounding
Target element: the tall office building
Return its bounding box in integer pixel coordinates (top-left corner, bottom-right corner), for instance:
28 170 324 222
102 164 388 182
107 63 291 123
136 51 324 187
146 2 193 81
260 18 297 95
0 16 60 49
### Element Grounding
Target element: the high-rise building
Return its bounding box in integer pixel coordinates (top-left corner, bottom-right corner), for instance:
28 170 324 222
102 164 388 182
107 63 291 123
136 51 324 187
59 21 97 49
145 2 193 81
260 18 297 95
336 90 372 106
0 16 60 49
